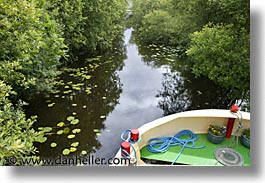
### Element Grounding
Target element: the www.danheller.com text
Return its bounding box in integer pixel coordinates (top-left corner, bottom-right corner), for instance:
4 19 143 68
4 155 129 166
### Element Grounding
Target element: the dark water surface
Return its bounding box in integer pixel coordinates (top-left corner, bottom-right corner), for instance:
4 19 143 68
26 27 232 162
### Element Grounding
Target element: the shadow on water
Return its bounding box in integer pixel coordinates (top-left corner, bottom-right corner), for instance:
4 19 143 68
25 27 235 163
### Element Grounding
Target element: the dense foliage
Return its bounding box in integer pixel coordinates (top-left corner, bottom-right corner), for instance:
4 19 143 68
0 0 66 93
130 0 250 103
44 0 127 58
0 81 38 165
0 0 127 164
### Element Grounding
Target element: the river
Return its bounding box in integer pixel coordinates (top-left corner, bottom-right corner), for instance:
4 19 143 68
26 26 233 164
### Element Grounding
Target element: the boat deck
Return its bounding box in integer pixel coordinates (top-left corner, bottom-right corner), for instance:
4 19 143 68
140 134 250 166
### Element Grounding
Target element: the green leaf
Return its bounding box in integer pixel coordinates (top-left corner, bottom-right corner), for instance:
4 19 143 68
70 147 77 152
72 103 77 107
100 116 106 119
38 127 44 131
62 149 70 155
93 129 100 132
67 116 75 121
63 127 70 134
43 127 53 133
81 150 87 155
71 142 79 147
50 142 57 148
57 122 65 127
48 103 55 107
35 136 47 143
96 133 102 137
67 134 76 139
72 129 81 134
57 130 64 135
70 119 79 125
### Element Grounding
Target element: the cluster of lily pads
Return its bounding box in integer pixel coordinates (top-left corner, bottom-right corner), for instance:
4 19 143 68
36 57 114 157
143 44 181 61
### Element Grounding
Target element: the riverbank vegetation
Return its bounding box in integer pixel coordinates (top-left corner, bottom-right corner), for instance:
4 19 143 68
130 0 250 106
0 0 127 165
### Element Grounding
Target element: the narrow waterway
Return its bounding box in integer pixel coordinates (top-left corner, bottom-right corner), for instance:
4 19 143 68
94 28 165 158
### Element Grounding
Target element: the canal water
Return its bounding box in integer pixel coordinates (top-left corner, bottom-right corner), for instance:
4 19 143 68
26 26 232 163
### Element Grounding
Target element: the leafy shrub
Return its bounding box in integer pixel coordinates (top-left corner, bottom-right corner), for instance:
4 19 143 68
0 81 40 165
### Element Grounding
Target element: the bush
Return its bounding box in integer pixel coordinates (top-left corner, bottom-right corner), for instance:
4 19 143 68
0 81 39 165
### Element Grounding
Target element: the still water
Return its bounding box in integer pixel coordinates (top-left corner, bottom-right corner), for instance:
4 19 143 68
26 27 232 163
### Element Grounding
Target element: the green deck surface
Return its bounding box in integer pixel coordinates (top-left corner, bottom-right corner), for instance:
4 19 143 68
140 134 250 166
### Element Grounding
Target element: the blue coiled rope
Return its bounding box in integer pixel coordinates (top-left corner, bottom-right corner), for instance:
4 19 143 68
120 129 139 164
147 130 205 165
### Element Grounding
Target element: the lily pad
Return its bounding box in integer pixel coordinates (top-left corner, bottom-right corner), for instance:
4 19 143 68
38 127 44 131
63 127 70 134
48 103 55 107
57 122 65 127
57 130 64 135
81 150 87 155
93 129 100 132
62 149 70 155
43 127 53 133
72 128 81 134
70 119 79 125
197 90 203 95
70 147 77 152
67 116 75 121
100 115 106 119
35 136 47 143
72 103 77 107
67 134 76 139
50 142 57 148
82 105 87 109
71 142 79 147
96 133 102 137
72 112 77 115
73 87 81 91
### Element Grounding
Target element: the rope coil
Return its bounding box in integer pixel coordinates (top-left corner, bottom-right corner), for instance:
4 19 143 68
147 130 205 165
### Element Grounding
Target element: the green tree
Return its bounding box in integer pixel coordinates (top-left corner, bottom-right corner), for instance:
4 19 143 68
45 0 127 58
138 10 175 45
186 24 250 99
0 0 66 93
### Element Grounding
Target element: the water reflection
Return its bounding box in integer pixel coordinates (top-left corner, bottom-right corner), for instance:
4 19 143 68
136 42 235 116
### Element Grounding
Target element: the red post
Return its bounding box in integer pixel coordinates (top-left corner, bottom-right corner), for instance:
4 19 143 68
121 142 130 157
130 129 139 142
226 118 235 138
